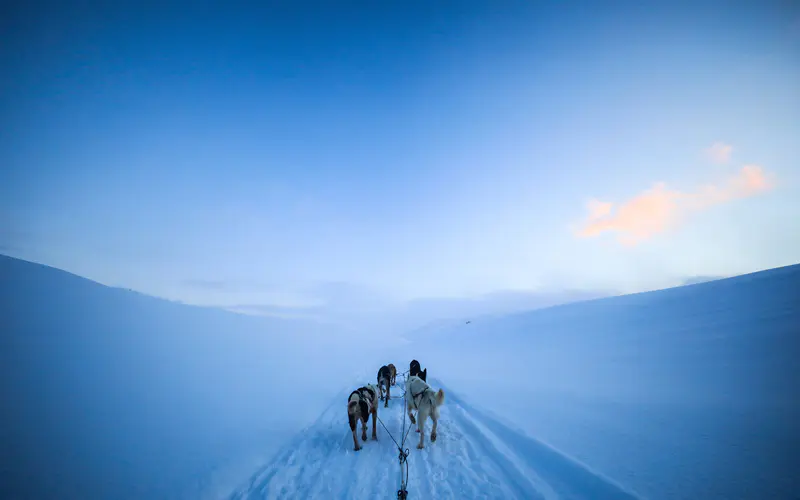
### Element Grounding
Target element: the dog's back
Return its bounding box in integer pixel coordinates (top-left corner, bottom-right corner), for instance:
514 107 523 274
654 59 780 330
377 365 391 384
347 391 367 431
405 375 444 412
347 385 379 451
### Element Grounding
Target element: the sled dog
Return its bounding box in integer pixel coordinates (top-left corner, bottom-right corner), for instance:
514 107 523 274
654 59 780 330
405 375 445 449
409 359 427 382
377 365 392 407
347 383 379 451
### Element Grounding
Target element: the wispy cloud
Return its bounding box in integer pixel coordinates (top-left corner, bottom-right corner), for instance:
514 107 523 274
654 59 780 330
180 277 279 294
577 163 775 246
705 142 733 164
181 279 230 291
682 275 727 286
226 303 327 321
578 182 682 246
586 199 613 221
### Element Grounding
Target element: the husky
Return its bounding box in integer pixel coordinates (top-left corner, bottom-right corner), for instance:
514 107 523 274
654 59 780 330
347 384 379 451
409 359 427 382
405 375 445 449
377 365 392 407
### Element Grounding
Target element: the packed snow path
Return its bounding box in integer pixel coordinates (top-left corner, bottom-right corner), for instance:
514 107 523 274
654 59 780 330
230 379 640 500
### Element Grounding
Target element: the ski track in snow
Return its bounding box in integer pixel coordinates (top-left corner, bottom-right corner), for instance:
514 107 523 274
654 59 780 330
230 378 641 500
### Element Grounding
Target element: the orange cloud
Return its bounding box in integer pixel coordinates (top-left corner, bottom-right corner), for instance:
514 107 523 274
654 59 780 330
585 199 613 221
687 164 774 209
705 142 733 164
577 165 774 246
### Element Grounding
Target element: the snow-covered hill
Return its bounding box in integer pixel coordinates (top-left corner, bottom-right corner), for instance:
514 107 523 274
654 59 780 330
0 255 391 499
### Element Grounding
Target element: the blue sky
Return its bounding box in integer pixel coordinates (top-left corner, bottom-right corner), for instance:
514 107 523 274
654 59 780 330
2 1 799 311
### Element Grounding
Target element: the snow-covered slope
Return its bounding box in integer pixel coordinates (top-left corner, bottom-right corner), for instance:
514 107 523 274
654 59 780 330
0 255 392 500
233 263 799 500
3 254 798 499
392 264 800 499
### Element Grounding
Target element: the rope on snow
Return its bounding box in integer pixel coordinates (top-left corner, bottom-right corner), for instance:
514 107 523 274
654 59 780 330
375 370 413 498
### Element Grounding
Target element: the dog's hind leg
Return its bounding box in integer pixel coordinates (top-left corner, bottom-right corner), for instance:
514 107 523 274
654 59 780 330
430 407 439 442
361 417 368 442
384 381 390 407
371 407 378 440
349 403 361 451
416 408 429 449
406 399 416 425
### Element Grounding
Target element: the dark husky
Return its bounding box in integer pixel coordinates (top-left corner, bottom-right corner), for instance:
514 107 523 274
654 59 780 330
409 359 427 382
377 365 392 407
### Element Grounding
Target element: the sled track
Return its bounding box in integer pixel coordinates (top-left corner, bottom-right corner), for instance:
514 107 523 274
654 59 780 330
230 380 641 499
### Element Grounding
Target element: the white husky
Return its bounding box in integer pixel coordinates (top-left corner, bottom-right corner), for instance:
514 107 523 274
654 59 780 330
405 375 445 449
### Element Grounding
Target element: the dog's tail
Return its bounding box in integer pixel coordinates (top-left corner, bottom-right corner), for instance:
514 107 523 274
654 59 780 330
435 388 445 407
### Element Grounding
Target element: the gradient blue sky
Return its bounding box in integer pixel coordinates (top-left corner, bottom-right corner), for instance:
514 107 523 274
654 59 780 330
2 0 799 310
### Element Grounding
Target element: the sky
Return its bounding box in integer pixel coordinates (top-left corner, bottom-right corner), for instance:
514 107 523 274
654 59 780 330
2 0 799 317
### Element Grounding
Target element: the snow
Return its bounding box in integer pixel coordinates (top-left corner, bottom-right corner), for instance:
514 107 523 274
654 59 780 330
0 255 391 499
394 264 800 499
2 254 798 499
230 376 637 500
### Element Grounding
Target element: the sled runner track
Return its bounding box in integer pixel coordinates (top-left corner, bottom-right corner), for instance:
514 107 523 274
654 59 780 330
230 380 642 499
446 389 641 500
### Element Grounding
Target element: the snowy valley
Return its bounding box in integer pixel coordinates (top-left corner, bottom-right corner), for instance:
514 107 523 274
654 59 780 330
2 254 798 499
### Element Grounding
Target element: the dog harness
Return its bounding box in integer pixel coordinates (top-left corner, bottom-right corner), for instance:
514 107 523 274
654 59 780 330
409 382 431 409
359 386 375 403
350 386 375 418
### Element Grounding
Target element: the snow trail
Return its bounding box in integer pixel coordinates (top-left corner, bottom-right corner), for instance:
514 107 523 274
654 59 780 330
230 378 641 499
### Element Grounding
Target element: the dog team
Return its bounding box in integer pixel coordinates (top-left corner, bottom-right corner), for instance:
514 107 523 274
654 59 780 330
347 359 445 452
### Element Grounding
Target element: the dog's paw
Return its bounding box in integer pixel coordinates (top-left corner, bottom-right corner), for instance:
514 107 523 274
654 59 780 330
416 443 424 450
372 434 377 441
431 432 437 442
354 445 361 452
